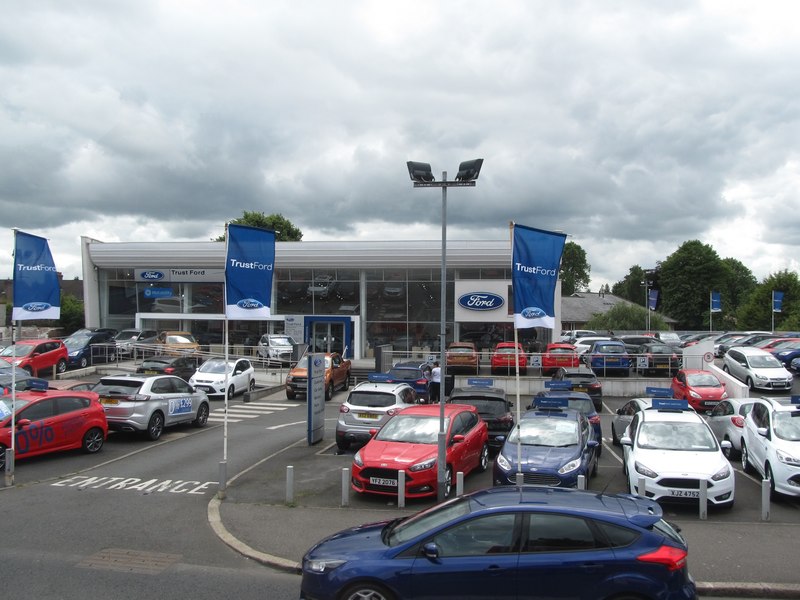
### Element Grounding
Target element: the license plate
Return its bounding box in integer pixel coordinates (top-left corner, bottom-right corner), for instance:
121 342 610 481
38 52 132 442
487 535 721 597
100 398 119 405
144 370 158 374
669 489 699 498
357 412 379 419
369 477 397 487
574 386 587 392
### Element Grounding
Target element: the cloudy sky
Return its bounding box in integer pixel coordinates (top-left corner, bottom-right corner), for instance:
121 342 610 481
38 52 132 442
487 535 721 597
2 1 799 289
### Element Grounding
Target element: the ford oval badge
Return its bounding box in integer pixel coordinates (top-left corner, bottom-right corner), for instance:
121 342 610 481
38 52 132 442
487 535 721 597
236 298 264 310
521 306 547 318
458 292 504 311
22 302 51 312
141 271 165 280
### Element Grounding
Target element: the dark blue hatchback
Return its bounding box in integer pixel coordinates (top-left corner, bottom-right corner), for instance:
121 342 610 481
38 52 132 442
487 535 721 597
301 486 696 600
374 361 431 402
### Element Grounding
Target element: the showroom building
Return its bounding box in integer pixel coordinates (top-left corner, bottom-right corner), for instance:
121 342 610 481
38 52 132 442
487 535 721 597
80 236 562 359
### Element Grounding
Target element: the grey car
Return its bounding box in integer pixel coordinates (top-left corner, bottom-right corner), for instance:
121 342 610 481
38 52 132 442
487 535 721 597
94 374 210 441
335 381 417 451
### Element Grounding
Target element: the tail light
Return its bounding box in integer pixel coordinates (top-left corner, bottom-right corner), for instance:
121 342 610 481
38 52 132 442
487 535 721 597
339 405 350 414
637 545 688 571
731 416 745 428
415 378 428 386
589 415 601 426
164 367 175 374
589 383 602 391
387 408 399 416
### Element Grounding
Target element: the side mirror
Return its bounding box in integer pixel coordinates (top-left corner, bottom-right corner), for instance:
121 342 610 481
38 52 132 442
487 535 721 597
422 542 440 560
620 436 632 446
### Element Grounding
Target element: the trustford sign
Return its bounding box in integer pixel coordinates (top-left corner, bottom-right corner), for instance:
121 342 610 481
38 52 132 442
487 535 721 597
458 292 505 312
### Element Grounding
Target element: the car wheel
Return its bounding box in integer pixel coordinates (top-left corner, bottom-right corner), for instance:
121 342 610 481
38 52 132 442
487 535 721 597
442 465 453 498
79 356 88 369
146 412 165 441
765 464 778 500
82 427 105 453
722 435 737 459
337 439 350 451
248 379 256 391
476 444 489 473
23 365 33 376
108 351 116 363
741 440 756 475
56 359 67 374
193 403 209 428
286 391 296 400
611 423 620 446
325 383 333 402
227 385 235 401
591 455 599 477
342 372 350 391
340 582 395 600
722 364 729 373
0 445 5 470
746 377 755 391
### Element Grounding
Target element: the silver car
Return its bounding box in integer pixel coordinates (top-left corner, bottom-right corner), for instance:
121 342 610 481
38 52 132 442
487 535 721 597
95 374 210 441
335 381 417 451
705 398 756 459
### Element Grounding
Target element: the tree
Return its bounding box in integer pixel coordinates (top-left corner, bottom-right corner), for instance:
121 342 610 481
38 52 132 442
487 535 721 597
214 211 303 242
586 302 667 331
611 266 647 305
659 241 726 329
560 241 591 296
736 270 800 330
58 293 85 334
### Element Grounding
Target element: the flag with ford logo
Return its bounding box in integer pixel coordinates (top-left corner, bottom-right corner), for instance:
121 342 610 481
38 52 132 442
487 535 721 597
511 223 566 329
12 230 61 321
224 224 275 319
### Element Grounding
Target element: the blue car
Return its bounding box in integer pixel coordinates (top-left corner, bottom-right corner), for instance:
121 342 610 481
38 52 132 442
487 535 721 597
583 339 632 376
64 331 116 369
493 403 600 487
300 486 697 600
373 361 431 402
531 390 603 454
773 344 800 369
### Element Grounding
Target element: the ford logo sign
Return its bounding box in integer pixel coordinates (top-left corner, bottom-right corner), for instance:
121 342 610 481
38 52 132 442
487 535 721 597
521 306 547 319
313 357 324 367
458 292 504 311
236 298 264 310
22 302 51 312
141 271 165 280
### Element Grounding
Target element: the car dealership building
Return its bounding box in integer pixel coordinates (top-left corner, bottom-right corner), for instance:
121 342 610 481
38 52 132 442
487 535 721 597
80 236 563 360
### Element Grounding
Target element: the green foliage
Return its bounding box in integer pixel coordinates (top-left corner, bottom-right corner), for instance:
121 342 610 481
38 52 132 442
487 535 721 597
215 211 303 242
58 293 85 333
560 241 591 296
736 270 800 330
586 302 667 331
611 266 646 305
659 241 726 329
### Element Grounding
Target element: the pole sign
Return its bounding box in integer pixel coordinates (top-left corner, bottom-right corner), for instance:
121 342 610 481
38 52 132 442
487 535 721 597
307 353 326 445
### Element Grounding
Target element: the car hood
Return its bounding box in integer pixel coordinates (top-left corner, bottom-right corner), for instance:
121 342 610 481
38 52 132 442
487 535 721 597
689 386 727 399
303 520 395 561
360 440 436 466
500 445 581 468
634 448 729 476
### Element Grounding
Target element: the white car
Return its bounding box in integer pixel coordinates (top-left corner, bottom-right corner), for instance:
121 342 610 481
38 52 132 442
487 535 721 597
189 357 255 400
335 381 417 451
257 334 297 364
741 397 800 499
620 399 735 508
705 398 756 459
572 336 612 356
722 347 793 391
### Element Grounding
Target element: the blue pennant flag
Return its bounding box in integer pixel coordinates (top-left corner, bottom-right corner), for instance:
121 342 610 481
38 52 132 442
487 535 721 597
224 224 276 320
710 291 722 312
648 289 659 311
511 224 567 329
12 230 61 321
773 290 784 313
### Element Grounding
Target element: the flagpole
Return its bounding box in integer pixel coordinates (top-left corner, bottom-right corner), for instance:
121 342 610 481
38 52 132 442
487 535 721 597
6 229 19 486
219 223 230 498
509 223 522 478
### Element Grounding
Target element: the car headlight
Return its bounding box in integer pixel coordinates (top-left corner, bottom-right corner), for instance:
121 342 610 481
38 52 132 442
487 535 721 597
711 464 731 481
689 390 702 399
353 450 363 467
495 453 511 472
69 351 80 357
409 457 436 472
305 558 346 574
721 390 728 399
753 374 768 382
558 458 581 475
634 461 658 479
776 449 800 467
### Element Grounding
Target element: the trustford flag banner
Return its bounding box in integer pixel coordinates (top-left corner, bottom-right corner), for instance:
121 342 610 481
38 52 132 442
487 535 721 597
648 289 659 311
512 224 567 329
710 291 722 312
224 224 275 319
12 230 61 321
773 290 784 313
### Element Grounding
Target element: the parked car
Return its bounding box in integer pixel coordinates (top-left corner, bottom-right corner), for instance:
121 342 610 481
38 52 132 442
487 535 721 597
301 486 696 600
47 379 96 392
113 328 158 357
307 275 338 299
558 329 597 342
493 404 599 487
0 388 107 471
718 332 780 356
256 333 297 365
136 354 204 381
706 398 756 459
447 385 513 451
335 381 417 451
611 397 655 446
94 374 210 441
539 343 579 375
722 347 793 391
635 342 682 376
0 362 49 392
583 339 632 376
0 338 68 376
64 331 116 369
189 357 255 400
490 341 527 375
379 361 432 402
772 343 800 369
286 352 351 401
620 399 735 508
652 331 683 348
351 403 489 499
550 366 603 411
681 332 719 348
741 396 800 499
670 369 727 412
572 335 612 356
615 334 657 354
531 390 602 454
445 341 479 375
153 330 200 355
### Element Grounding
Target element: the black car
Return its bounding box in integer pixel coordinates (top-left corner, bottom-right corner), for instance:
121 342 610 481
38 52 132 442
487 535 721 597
448 385 513 451
550 366 603 411
635 342 682 376
136 355 205 381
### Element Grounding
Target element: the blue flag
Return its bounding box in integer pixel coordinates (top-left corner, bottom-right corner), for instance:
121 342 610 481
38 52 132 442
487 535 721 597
710 291 722 312
511 224 567 329
773 290 784 313
648 289 659 311
12 231 61 321
224 224 276 320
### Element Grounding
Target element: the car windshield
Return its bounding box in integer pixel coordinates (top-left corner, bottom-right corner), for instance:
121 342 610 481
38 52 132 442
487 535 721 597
115 331 140 341
375 414 446 444
0 344 34 357
508 417 579 447
387 367 422 379
686 373 722 388
167 333 196 344
637 421 717 451
452 398 506 416
595 344 624 353
645 344 672 353
64 336 90 351
658 333 681 343
198 360 231 374
347 392 398 408
386 495 473 546
548 347 574 354
295 356 332 369
448 347 473 354
748 355 782 368
0 397 31 417
495 347 518 355
94 379 144 394
267 336 294 347
140 359 171 368
773 412 800 441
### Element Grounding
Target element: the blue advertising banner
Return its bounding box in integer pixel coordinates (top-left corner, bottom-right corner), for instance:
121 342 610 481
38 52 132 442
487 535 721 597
648 289 659 311
773 290 784 313
12 230 61 321
224 224 275 319
511 224 567 329
710 291 722 312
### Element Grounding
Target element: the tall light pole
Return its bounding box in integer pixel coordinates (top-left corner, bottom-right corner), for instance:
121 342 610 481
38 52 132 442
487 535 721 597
407 158 483 502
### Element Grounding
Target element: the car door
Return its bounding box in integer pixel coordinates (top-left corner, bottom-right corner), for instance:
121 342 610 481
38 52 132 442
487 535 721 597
707 401 732 442
749 402 770 474
149 377 187 426
170 377 201 424
51 395 94 451
14 398 59 458
231 359 249 392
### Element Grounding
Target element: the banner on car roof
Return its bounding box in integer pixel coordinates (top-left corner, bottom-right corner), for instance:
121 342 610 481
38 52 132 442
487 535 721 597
511 223 566 329
12 230 61 321
224 224 275 320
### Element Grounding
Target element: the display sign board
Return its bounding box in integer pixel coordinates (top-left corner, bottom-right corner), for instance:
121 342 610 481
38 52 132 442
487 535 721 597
307 353 326 445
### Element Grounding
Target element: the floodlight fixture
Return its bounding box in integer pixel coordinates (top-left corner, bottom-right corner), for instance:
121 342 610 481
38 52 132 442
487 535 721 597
406 161 435 183
454 158 484 182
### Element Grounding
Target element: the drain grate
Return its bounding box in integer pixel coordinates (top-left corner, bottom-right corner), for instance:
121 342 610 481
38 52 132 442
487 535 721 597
77 548 181 575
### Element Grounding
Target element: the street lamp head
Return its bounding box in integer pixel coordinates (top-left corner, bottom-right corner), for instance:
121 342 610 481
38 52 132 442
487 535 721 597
455 158 484 182
406 161 435 183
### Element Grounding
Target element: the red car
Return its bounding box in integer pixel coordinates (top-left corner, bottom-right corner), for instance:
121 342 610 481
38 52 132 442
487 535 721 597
670 369 728 411
540 342 579 375
490 342 528 375
351 403 489 499
0 388 107 470
0 339 68 376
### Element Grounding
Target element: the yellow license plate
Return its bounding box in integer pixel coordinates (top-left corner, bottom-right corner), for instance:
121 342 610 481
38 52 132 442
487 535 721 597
100 398 119 405
357 412 379 419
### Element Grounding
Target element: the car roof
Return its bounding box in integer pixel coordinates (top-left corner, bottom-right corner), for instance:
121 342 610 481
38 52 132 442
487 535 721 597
449 386 506 399
639 404 702 423
394 404 477 417
10 338 62 344
522 406 582 420
391 361 428 369
351 381 412 393
557 367 596 375
732 346 773 356
9 388 98 400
